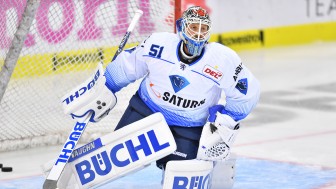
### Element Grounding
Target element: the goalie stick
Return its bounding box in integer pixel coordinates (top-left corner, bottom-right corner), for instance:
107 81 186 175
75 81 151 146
112 9 143 61
43 9 143 189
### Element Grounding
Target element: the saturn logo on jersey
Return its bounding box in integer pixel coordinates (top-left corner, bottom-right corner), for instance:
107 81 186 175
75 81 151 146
203 65 223 81
162 92 205 109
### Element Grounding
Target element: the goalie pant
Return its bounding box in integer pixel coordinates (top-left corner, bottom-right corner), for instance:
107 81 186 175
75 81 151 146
115 92 204 170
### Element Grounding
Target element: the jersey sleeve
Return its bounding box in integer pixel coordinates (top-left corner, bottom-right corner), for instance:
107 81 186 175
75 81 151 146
104 39 149 93
216 45 260 122
222 63 260 122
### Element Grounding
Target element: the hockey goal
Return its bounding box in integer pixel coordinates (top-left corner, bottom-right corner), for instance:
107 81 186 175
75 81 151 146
0 0 181 151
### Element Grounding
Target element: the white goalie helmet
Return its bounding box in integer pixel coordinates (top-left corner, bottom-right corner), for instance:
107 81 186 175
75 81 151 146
176 6 212 57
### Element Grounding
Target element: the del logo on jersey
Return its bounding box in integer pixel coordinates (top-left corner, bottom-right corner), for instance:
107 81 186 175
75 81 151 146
202 65 223 81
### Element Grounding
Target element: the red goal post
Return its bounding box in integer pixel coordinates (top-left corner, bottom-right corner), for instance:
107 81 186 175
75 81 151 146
0 0 182 152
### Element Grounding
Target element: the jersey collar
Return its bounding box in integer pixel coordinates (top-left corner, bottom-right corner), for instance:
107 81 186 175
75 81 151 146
176 40 205 66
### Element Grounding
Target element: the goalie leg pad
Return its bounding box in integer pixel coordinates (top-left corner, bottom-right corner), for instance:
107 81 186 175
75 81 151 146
156 126 203 170
43 113 176 189
161 158 236 189
162 160 214 189
211 156 236 189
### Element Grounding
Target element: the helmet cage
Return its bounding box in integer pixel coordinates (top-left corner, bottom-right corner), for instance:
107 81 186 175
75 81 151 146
176 6 212 57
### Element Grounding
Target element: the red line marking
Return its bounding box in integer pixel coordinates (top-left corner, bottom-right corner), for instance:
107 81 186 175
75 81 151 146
313 179 336 189
234 130 336 169
236 130 336 147
236 154 336 170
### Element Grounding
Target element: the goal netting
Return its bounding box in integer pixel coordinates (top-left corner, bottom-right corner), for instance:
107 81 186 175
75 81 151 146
0 0 180 152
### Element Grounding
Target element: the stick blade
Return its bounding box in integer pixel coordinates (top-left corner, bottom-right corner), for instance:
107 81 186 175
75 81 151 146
43 179 58 189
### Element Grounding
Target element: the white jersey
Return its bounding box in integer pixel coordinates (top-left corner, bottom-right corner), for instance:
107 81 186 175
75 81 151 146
105 32 260 127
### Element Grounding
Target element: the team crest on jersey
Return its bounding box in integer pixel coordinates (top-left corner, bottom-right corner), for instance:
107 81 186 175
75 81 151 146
169 75 190 93
202 65 223 81
235 78 248 95
180 62 187 71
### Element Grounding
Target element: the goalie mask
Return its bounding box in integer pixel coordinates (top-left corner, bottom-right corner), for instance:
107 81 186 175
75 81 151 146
176 6 212 57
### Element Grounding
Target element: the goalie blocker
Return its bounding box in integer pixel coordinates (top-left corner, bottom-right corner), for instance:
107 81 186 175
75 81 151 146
42 113 176 189
62 63 117 123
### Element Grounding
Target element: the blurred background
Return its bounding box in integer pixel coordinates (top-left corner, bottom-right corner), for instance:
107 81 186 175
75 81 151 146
0 0 335 188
